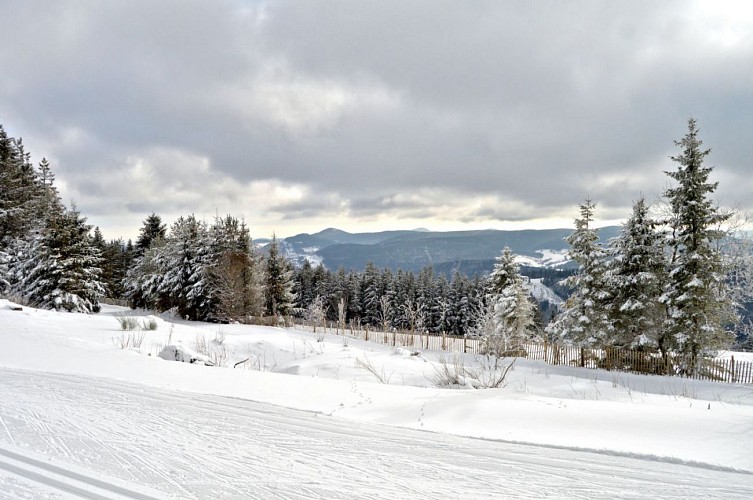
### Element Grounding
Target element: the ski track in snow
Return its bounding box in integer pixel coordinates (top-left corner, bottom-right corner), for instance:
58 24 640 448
1 369 752 499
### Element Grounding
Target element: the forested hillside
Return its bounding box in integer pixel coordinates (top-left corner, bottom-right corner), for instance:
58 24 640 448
2 120 752 354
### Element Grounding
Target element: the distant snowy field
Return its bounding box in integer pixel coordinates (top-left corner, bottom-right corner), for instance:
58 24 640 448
1 300 752 498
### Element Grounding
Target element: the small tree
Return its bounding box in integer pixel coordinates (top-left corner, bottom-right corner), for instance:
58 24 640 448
305 295 327 333
482 247 536 356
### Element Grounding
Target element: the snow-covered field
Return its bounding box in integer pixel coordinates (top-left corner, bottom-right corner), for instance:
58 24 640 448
1 300 752 498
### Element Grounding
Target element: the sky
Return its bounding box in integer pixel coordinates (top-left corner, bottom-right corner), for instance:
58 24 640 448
1 0 752 241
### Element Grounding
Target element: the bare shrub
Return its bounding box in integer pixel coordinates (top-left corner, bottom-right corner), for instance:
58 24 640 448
214 329 226 344
465 355 516 389
432 354 468 387
355 356 393 384
114 331 145 349
433 354 516 389
208 344 228 367
194 334 208 355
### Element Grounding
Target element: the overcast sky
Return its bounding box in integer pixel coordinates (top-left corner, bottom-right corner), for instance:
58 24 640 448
1 0 752 240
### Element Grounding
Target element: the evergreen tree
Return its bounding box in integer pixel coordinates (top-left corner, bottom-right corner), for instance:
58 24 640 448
360 262 382 326
124 237 167 310
482 247 536 355
606 198 667 349
548 199 612 347
662 119 735 365
23 207 105 313
207 215 263 321
135 213 166 257
157 215 212 319
264 234 295 317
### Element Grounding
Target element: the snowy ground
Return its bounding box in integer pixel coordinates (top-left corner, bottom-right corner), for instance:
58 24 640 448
1 300 752 498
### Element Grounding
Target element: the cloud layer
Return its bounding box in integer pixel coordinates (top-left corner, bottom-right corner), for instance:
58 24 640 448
2 0 752 239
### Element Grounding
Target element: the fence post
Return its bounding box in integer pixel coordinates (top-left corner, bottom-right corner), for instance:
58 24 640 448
464 336 468 354
731 355 735 383
580 347 585 368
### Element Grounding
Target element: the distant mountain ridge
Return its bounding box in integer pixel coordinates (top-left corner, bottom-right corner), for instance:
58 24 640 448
268 226 621 275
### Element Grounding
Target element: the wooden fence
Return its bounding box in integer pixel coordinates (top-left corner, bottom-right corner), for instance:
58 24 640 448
293 320 753 385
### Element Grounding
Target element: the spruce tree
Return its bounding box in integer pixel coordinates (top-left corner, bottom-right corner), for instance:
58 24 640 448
264 234 295 318
606 198 667 349
158 215 212 319
482 247 536 355
23 207 105 313
207 215 262 321
549 199 612 347
662 119 735 366
135 213 166 257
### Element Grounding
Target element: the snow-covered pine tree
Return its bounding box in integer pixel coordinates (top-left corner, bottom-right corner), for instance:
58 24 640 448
23 206 105 313
207 215 263 321
548 199 612 347
0 130 39 244
447 270 473 336
662 119 735 367
124 237 167 310
0 245 9 294
264 234 295 318
157 215 213 320
481 247 536 355
359 261 382 326
124 214 169 309
606 198 667 349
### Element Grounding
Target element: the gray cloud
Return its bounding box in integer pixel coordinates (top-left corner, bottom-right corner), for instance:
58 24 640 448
1 0 752 239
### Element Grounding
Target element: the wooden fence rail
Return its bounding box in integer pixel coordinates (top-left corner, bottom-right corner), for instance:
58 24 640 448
293 320 753 385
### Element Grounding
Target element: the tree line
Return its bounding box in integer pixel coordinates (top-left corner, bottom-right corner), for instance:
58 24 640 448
2 119 751 359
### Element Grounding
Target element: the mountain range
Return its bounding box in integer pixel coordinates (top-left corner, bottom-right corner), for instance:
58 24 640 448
260 226 622 275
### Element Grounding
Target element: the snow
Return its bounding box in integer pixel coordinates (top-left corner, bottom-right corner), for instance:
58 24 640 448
526 278 564 305
1 299 752 498
516 249 571 268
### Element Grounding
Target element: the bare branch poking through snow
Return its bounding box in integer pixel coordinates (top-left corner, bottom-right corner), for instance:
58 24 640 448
114 331 145 350
355 356 393 384
115 314 139 331
433 354 516 389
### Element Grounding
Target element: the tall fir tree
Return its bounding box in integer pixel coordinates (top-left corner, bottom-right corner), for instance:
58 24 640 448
264 234 295 317
662 119 735 365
